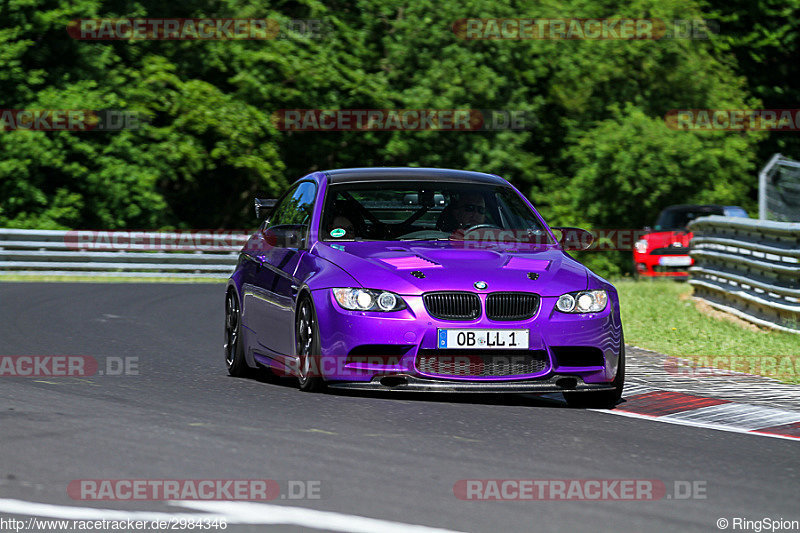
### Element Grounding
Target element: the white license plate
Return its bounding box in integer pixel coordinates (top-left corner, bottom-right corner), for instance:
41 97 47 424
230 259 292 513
437 329 529 349
658 256 691 266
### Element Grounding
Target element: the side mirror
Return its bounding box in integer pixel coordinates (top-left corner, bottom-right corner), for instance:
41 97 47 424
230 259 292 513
263 225 306 249
551 227 594 251
255 198 277 219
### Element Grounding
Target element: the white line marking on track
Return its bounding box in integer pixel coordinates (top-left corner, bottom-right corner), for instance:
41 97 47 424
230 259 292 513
0 499 221 521
592 408 800 442
175 500 467 533
0 498 467 533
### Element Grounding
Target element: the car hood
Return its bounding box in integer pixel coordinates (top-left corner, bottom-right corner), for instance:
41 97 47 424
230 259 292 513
643 230 692 249
312 241 588 296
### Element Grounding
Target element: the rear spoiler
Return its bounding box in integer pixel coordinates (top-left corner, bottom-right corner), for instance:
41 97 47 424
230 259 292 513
254 198 277 219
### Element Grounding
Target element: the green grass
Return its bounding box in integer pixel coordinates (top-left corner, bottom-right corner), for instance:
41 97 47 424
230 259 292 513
0 275 225 283
615 280 800 384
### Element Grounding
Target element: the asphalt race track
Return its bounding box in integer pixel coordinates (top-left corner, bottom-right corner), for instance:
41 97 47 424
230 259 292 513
0 282 798 532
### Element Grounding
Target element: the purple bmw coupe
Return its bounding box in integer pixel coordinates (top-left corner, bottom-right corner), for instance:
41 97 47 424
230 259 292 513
225 168 624 408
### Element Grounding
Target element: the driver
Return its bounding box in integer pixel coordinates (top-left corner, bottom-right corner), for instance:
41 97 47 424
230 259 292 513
450 192 486 229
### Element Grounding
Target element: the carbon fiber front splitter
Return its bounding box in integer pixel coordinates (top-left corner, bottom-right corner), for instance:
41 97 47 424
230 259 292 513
326 374 617 393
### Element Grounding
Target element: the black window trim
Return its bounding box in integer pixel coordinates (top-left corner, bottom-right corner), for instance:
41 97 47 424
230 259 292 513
262 179 318 250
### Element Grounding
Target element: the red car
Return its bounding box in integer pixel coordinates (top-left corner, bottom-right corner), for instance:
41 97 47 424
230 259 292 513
633 204 748 279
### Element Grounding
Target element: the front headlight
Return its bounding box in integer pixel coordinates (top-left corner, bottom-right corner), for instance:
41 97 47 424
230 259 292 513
634 239 648 254
332 288 407 312
556 290 608 313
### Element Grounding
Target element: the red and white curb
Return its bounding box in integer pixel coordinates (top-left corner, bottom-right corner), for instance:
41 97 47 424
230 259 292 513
599 387 800 441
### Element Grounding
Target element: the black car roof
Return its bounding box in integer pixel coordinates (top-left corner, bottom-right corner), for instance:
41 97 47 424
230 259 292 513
323 167 507 185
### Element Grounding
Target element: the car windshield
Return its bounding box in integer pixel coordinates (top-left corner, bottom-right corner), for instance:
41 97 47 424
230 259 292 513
654 206 724 231
320 181 554 243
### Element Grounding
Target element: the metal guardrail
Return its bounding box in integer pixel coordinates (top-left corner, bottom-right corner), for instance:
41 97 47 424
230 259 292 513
0 229 250 278
688 215 800 333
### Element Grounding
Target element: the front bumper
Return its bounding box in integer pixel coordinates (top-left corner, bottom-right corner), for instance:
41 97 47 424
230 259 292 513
301 288 623 387
634 252 692 278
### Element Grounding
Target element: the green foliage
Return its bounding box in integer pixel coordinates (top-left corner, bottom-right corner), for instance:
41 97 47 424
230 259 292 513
563 104 760 229
0 0 786 277
706 0 800 163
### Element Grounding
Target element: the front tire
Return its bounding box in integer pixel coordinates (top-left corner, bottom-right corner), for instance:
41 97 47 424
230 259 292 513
224 289 252 377
295 295 326 392
564 340 625 409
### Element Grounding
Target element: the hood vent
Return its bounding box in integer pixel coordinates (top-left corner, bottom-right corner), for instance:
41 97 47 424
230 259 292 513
504 257 550 271
379 255 441 269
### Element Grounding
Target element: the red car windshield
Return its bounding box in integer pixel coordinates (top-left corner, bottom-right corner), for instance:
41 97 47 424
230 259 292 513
654 206 724 231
